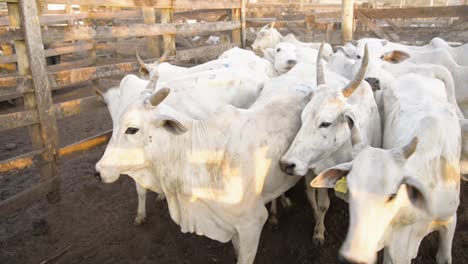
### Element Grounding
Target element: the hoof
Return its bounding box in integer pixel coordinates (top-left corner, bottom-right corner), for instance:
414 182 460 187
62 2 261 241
312 235 325 246
134 216 146 226
267 216 279 230
281 197 293 210
156 193 166 202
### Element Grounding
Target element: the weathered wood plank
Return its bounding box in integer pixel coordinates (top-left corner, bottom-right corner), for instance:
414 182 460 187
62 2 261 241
360 5 468 19
45 0 172 8
342 0 354 43
88 10 141 20
54 96 106 120
0 110 39 131
176 43 234 61
0 42 94 64
174 0 241 9
1 22 241 43
49 61 140 87
20 0 59 176
161 8 176 56
0 150 43 174
57 130 112 160
355 10 397 41
142 7 160 58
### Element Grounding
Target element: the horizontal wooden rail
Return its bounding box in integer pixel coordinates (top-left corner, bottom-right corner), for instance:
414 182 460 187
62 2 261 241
0 13 90 26
0 21 241 43
54 96 106 120
57 130 112 160
47 58 96 72
45 0 241 9
176 43 234 61
0 42 94 64
0 149 43 174
0 110 39 132
360 5 468 19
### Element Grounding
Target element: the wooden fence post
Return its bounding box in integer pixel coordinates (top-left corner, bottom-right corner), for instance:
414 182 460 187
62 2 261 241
241 0 247 48
161 7 176 55
14 0 60 201
142 7 160 58
231 8 241 46
342 0 354 43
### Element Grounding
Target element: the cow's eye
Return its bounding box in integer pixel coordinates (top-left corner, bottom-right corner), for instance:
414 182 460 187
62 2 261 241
125 127 139 135
319 122 332 128
276 48 281 52
380 55 385 60
386 193 397 203
356 55 361 59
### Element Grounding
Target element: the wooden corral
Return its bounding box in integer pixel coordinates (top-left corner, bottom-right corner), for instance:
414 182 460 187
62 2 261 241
0 0 467 217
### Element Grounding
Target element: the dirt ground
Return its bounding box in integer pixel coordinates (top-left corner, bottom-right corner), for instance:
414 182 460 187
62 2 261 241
1 83 468 264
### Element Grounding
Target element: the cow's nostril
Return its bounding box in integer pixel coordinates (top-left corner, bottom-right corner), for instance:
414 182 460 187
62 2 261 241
280 161 296 175
94 171 102 181
287 59 297 66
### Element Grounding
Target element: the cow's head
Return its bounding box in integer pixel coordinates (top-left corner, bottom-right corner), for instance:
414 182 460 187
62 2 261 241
251 22 282 54
95 84 187 183
310 137 430 264
267 42 301 74
351 39 410 91
280 44 369 176
136 51 169 80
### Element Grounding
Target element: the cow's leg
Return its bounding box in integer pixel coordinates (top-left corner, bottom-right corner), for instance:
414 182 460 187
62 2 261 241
156 193 166 201
232 233 240 257
134 183 147 226
280 194 293 209
436 214 456 264
236 207 268 264
268 199 279 227
313 188 330 246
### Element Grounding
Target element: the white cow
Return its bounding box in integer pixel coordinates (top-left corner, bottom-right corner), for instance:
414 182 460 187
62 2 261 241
137 47 277 84
251 23 333 61
94 59 327 263
311 74 461 264
95 65 265 225
263 42 319 74
341 38 468 108
280 45 382 245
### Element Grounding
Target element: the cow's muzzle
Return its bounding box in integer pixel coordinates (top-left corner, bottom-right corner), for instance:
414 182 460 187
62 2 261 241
279 160 296 176
365 77 380 91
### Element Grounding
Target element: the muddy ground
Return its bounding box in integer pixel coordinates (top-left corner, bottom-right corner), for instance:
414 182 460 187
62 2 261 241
0 83 468 264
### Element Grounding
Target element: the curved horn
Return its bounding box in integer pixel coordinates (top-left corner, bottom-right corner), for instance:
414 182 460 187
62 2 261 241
145 72 159 92
271 21 276 29
148 87 170 107
316 42 325 86
342 44 369 98
158 51 170 63
136 51 151 76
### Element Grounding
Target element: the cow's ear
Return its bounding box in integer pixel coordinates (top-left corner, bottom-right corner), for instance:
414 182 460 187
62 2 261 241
401 176 432 215
311 162 352 188
93 87 106 103
336 45 356 58
159 115 187 135
383 50 410 64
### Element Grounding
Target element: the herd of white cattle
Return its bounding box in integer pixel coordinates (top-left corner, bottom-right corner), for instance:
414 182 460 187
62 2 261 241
93 23 468 264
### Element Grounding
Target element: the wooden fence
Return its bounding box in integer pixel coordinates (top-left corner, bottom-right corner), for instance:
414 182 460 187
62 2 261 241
0 0 245 215
245 2 468 45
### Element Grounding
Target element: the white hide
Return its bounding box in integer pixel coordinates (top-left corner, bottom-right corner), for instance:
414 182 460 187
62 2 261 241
251 24 333 61
313 74 461 264
263 42 319 74
95 63 319 264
